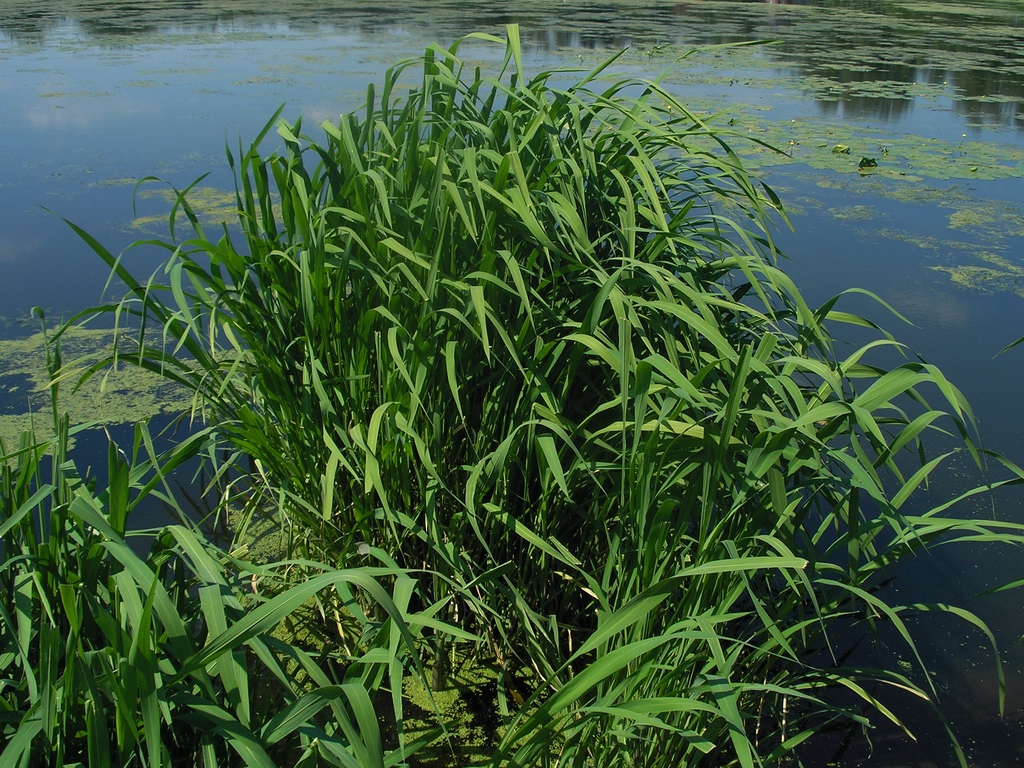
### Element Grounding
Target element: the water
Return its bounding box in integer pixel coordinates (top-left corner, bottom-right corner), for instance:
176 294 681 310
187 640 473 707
2 1 1024 764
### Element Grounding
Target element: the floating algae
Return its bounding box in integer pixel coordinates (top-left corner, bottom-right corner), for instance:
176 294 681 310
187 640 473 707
932 253 1024 298
37 90 111 99
0 327 193 448
828 203 883 222
946 202 1024 241
400 655 535 768
130 185 241 233
948 208 999 231
728 114 1024 182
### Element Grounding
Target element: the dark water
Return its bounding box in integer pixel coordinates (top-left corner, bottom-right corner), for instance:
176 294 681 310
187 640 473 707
2 1 1024 764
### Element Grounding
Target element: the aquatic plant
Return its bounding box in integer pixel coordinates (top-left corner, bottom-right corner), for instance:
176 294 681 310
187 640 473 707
0 326 452 768
67 27 1023 766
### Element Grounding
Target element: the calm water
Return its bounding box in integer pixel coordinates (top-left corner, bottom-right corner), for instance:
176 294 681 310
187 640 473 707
2 1 1024 764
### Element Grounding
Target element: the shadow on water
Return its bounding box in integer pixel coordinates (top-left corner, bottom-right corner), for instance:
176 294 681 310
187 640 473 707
66 414 220 554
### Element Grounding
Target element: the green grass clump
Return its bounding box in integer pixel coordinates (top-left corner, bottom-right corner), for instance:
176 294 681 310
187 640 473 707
0 334 451 768
66 27 1024 766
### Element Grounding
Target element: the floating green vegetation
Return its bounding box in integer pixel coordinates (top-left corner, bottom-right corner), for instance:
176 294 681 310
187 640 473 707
866 222 1024 298
402 658 510 767
226 506 284 564
828 203 882 222
890 0 1019 19
91 177 139 188
947 201 1024 240
231 76 289 86
871 227 976 256
948 208 998 231
131 186 240 232
872 180 976 205
731 114 1024 181
0 327 192 447
932 252 1024 298
617 47 1024 186
809 175 1024 239
139 67 216 76
37 90 110 98
749 152 1024 299
619 24 1024 189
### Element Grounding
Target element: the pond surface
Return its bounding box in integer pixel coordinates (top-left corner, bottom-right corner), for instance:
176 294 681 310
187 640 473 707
2 0 1024 764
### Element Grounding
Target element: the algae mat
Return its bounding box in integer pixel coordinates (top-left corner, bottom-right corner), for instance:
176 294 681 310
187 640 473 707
0 327 193 448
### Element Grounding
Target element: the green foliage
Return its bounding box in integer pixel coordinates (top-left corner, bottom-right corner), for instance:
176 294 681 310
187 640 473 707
66 27 1024 766
0 330 450 768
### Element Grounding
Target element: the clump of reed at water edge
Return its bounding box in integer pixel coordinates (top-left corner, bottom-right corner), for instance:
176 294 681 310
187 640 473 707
55 25 1024 767
0 318 458 767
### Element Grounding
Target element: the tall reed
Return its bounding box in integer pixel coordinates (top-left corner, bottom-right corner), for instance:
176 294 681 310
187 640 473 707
0 323 454 767
67 28 1024 765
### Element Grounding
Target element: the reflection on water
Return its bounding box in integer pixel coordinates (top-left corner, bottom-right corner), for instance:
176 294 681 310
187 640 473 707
881 283 973 328
2 0 1022 129
688 0 1024 127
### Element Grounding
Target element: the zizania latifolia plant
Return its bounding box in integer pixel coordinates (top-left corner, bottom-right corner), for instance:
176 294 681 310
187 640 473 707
68 26 1024 767
0 325 454 768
